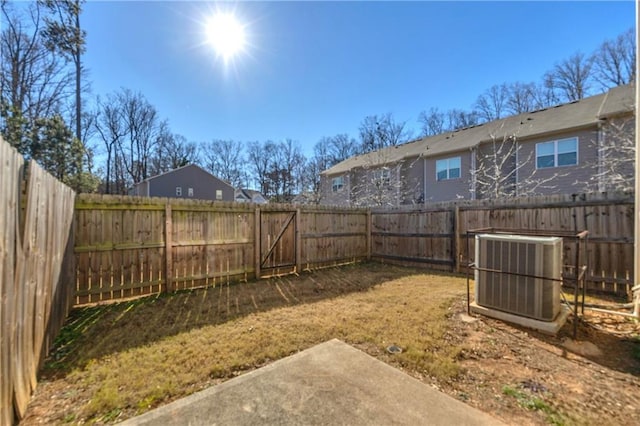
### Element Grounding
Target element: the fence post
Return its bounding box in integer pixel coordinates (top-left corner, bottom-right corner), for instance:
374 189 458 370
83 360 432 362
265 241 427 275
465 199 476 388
295 208 302 273
254 206 261 279
164 204 173 293
454 206 460 273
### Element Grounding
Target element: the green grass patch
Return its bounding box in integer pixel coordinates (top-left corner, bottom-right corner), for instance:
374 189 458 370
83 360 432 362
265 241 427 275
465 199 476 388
502 384 565 425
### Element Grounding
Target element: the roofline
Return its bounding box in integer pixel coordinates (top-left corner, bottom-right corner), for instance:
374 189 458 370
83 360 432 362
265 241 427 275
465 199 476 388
320 121 608 177
133 164 236 190
320 86 633 176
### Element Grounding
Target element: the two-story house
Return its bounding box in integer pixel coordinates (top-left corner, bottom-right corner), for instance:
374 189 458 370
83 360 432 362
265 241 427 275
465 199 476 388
321 84 635 206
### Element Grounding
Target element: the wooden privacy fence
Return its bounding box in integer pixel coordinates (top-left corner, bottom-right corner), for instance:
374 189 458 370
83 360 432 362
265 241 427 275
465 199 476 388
74 195 369 304
75 191 635 306
372 192 635 295
0 140 76 425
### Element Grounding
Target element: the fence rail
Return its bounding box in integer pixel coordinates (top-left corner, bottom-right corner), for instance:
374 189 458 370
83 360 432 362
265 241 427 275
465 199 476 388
74 191 635 307
74 196 370 304
0 139 76 424
373 192 635 295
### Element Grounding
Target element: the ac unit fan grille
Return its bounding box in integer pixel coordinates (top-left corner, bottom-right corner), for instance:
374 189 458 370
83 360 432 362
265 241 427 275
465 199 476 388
475 234 561 321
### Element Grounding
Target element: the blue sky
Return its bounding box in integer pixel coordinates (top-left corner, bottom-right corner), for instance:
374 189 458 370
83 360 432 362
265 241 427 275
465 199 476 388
82 1 635 156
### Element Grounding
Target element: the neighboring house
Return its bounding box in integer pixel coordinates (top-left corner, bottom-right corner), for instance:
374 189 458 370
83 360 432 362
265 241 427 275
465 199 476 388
235 188 268 204
321 84 635 206
129 164 235 201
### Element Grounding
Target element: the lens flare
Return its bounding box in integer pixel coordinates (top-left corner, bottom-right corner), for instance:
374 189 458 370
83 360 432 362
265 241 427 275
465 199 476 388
205 12 246 60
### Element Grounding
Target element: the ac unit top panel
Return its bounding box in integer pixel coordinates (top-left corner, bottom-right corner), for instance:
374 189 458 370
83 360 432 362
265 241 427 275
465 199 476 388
476 234 562 245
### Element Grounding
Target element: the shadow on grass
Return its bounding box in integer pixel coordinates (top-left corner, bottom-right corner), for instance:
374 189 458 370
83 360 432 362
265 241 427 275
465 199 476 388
43 262 439 379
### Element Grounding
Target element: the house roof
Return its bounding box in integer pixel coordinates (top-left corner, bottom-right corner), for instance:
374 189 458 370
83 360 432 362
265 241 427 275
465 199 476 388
235 188 268 203
321 84 635 176
132 164 235 189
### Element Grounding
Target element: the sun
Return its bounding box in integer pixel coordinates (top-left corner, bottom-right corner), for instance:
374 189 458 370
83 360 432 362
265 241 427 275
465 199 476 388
205 12 246 60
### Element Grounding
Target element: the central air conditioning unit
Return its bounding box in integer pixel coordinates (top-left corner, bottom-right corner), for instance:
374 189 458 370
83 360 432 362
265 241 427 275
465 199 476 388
475 234 563 322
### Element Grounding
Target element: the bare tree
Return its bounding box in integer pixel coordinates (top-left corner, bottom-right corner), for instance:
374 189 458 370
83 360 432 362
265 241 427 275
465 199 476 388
247 140 276 197
349 149 421 207
472 129 563 200
505 82 537 115
591 28 636 89
327 133 358 166
418 107 446 136
546 51 594 102
94 94 126 193
150 130 199 175
475 84 510 122
358 113 410 153
93 89 164 192
472 134 519 199
579 117 635 193
118 89 161 184
202 139 244 188
296 156 326 205
269 139 306 202
447 108 479 130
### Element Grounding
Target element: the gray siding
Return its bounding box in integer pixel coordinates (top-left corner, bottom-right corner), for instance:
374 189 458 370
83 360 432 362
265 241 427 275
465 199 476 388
474 139 517 199
138 165 235 201
400 157 425 205
516 128 598 196
424 150 473 202
321 173 351 206
599 116 635 192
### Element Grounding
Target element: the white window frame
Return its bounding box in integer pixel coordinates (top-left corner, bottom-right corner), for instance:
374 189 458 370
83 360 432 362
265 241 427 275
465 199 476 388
175 186 182 196
332 176 344 192
188 187 194 197
373 168 391 185
215 189 223 200
535 137 578 169
436 156 461 181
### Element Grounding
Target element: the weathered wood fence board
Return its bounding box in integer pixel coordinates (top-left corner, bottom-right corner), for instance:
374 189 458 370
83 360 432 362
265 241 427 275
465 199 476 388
74 192 635 304
370 209 454 271
74 197 371 303
0 138 76 424
455 193 635 294
0 140 22 426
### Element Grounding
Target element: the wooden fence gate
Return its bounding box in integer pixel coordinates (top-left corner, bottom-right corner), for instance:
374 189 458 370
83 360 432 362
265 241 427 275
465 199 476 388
259 210 297 276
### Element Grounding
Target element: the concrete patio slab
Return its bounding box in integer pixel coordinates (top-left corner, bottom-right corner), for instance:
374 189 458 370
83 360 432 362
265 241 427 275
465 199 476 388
119 339 504 426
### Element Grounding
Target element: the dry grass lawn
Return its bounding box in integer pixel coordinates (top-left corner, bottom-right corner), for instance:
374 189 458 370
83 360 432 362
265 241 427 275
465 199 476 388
22 262 640 425
24 263 464 424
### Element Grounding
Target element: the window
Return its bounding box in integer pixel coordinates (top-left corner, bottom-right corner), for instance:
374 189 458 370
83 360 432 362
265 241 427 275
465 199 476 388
436 157 461 181
215 189 223 200
536 138 577 169
188 187 194 197
332 176 344 192
175 186 182 196
373 169 390 185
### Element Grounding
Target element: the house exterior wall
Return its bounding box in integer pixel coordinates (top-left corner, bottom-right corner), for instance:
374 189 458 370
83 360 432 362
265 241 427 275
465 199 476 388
474 138 517 199
516 127 599 196
130 180 150 196
598 115 635 192
321 172 351 206
424 150 473 202
146 166 235 201
400 157 425 205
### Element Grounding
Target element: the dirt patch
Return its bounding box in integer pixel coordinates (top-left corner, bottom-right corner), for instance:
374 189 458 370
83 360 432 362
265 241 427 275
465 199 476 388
441 298 640 425
21 262 640 425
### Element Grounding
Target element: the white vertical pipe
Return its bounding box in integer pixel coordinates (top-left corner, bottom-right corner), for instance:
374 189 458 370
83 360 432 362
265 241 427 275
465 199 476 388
634 3 639 317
